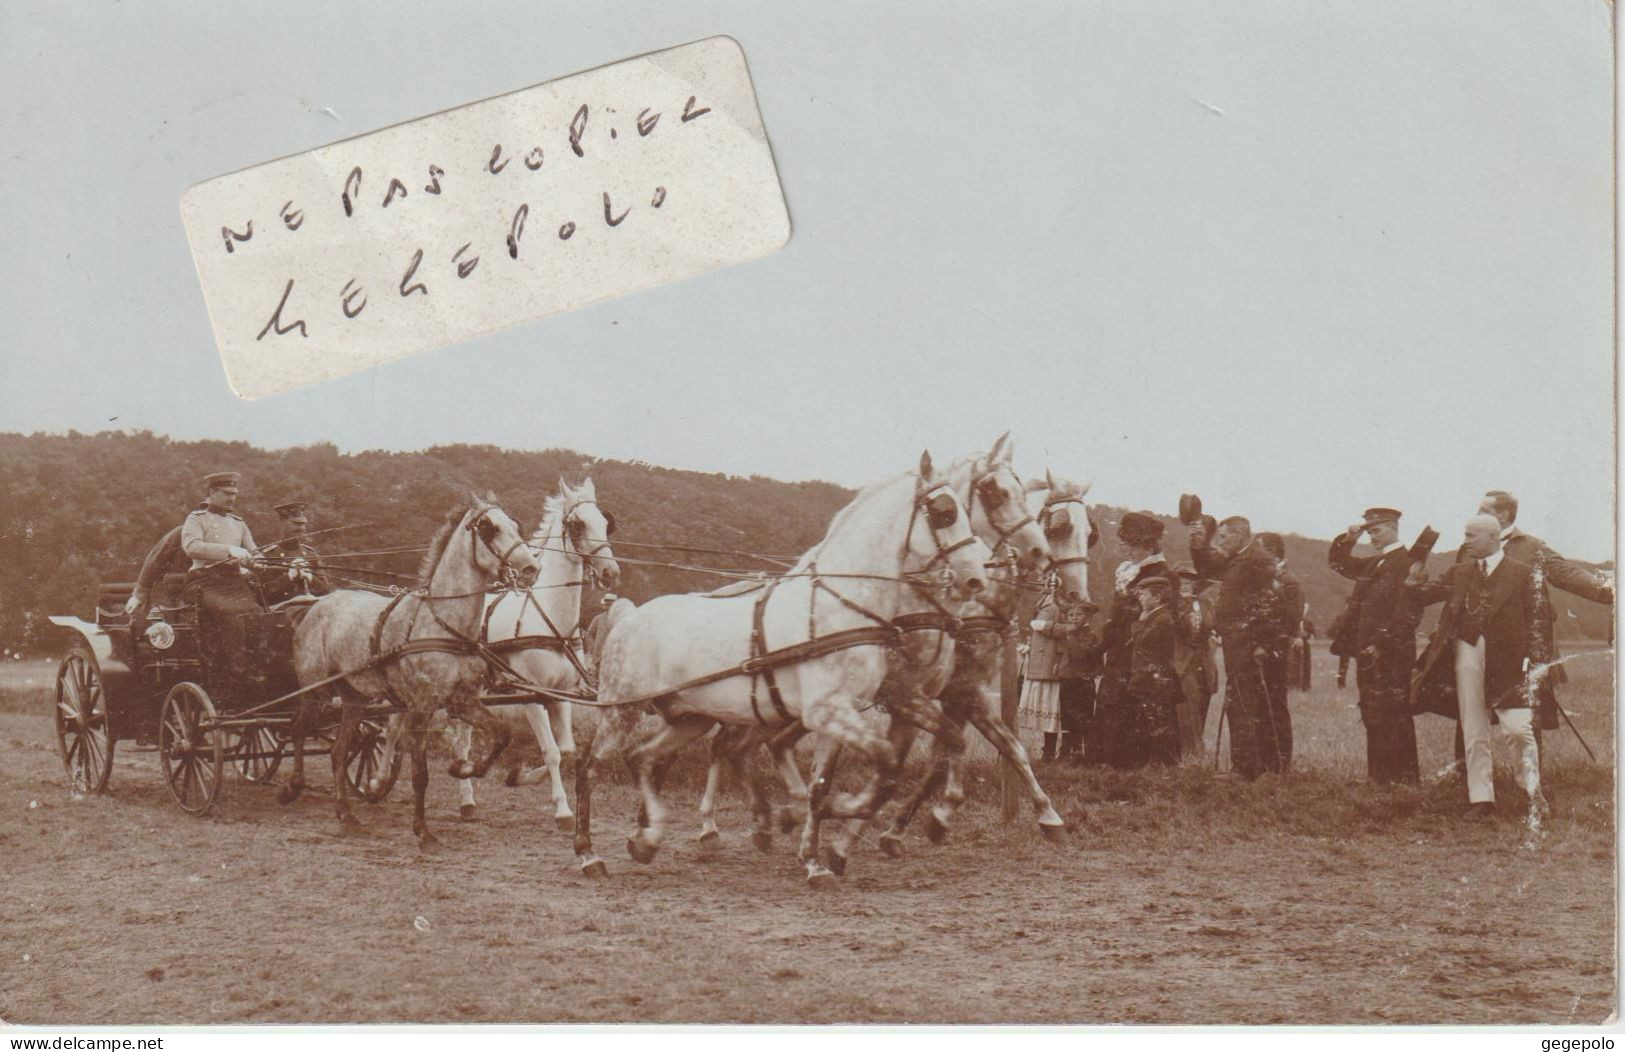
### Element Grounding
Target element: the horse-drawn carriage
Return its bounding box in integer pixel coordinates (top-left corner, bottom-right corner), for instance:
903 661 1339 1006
48 576 400 815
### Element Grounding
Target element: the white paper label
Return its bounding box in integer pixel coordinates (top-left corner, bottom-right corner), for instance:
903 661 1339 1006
179 36 790 399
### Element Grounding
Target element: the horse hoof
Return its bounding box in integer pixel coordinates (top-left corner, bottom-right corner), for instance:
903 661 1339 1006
827 852 848 877
338 814 363 836
504 767 521 788
750 829 774 854
446 762 474 780
556 814 576 834
778 807 803 834
878 833 905 859
923 810 949 845
580 858 609 879
698 828 722 852
418 834 443 854
1039 820 1068 842
805 867 840 889
459 804 478 822
626 834 658 865
277 785 300 806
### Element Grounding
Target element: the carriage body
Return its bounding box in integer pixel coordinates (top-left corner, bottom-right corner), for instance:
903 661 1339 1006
48 579 393 813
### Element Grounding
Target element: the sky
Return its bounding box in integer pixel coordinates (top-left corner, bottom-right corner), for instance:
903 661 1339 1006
0 0 1615 560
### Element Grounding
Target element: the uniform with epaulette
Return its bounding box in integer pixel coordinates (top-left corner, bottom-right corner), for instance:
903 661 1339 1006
180 471 267 687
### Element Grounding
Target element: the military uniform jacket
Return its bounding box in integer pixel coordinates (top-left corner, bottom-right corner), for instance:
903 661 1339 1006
1327 532 1418 676
1190 529 1286 663
258 539 327 603
1410 551 1553 715
1127 604 1179 699
180 508 257 569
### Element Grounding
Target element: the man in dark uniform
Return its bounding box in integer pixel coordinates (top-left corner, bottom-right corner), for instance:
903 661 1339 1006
1328 507 1420 784
1189 513 1290 779
1172 563 1218 760
1256 532 1299 769
181 471 266 688
258 500 329 605
1095 511 1175 768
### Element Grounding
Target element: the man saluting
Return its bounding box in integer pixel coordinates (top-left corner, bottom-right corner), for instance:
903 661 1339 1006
1328 507 1420 784
181 471 266 685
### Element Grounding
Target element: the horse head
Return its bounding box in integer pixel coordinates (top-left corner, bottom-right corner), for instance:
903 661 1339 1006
965 431 1048 574
1027 469 1094 603
464 500 541 587
912 450 990 600
558 477 621 590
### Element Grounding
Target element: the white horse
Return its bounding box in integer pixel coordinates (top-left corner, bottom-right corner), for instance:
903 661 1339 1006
695 436 1069 872
867 471 1097 855
576 452 991 883
370 479 619 828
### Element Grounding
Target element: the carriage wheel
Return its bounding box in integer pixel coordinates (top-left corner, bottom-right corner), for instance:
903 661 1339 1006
54 647 114 794
344 718 402 803
232 723 285 784
159 683 225 816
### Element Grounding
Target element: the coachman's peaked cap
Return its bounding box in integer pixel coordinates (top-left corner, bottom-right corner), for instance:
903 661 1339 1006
204 471 241 488
274 501 309 517
1361 507 1401 525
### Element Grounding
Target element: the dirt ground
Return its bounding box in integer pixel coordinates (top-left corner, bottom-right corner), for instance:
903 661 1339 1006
0 649 1616 1026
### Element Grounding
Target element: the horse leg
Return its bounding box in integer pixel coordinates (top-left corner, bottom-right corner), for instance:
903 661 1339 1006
698 726 738 850
448 701 511 780
625 713 714 865
878 747 949 857
966 688 1066 839
575 704 638 876
329 696 364 834
766 721 811 833
796 736 843 886
515 702 572 831
713 725 778 852
446 720 478 821
553 699 577 797
371 712 404 798
830 717 921 876
277 697 316 805
406 707 439 852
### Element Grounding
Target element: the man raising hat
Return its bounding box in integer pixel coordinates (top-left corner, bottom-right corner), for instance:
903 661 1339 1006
180 471 267 687
1328 507 1420 784
258 500 329 605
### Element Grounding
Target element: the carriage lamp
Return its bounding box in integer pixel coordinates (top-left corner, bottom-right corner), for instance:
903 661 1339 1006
145 620 176 650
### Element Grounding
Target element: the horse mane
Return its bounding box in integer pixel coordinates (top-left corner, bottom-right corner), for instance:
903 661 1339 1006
788 471 912 574
530 494 567 544
418 493 496 585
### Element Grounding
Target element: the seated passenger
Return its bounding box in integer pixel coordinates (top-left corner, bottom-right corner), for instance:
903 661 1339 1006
258 500 329 605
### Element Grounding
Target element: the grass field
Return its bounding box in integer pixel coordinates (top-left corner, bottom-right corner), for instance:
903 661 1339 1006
0 642 1615 1025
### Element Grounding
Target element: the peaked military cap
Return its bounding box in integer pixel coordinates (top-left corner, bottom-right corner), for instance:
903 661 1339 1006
203 471 241 489
1117 511 1164 546
274 500 309 518
1361 507 1401 525
1134 575 1173 593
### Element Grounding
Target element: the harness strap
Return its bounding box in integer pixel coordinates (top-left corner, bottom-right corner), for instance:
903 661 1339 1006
369 592 411 660
486 634 577 655
750 578 792 724
893 611 963 635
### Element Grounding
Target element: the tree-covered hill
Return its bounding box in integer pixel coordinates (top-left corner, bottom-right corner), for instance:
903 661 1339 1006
0 431 1609 652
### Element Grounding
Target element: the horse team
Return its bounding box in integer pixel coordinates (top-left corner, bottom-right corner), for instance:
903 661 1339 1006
284 436 1094 884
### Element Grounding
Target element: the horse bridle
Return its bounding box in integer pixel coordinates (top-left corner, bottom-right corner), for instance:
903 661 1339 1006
1039 494 1095 574
465 504 532 583
560 499 616 585
905 479 979 576
968 465 1038 555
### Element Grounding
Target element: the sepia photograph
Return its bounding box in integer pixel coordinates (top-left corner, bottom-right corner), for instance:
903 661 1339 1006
0 0 1617 1035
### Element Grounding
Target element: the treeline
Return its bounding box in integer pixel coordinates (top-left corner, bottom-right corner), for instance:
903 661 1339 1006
0 431 1610 652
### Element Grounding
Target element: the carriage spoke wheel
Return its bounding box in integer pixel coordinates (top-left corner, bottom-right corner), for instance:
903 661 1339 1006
55 648 114 794
158 683 225 816
344 719 402 803
232 724 286 784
